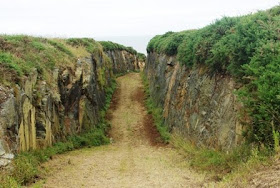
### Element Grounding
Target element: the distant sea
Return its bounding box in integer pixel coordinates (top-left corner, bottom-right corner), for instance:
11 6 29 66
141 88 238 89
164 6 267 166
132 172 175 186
94 35 154 55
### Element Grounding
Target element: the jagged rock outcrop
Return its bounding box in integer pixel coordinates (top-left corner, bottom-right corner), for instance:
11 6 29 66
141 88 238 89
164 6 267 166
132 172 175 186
104 50 139 74
0 40 142 167
144 52 243 149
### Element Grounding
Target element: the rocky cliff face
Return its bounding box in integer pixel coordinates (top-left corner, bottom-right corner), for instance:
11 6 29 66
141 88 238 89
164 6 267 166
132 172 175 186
144 52 243 149
105 50 139 74
0 44 141 166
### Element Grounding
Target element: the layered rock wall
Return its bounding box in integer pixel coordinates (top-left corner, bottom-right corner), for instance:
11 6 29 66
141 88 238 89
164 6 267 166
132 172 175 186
105 50 139 74
144 52 243 149
0 49 141 166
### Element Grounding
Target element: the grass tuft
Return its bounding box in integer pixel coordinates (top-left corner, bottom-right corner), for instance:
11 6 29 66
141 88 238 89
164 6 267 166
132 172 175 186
171 134 272 182
141 72 170 143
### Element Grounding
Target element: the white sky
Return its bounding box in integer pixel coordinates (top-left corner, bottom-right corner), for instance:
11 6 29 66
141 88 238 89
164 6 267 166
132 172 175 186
1 0 279 38
1 0 280 53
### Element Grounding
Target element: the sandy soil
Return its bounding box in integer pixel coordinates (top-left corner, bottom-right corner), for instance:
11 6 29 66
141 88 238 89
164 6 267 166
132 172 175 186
32 73 206 188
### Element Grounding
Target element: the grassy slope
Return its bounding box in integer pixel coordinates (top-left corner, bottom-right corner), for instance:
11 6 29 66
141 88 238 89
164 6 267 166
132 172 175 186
0 36 142 86
0 36 103 86
99 40 146 61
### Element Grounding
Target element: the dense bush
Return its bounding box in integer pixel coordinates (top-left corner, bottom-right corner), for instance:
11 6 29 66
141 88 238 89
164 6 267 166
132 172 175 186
99 41 137 55
136 53 146 61
147 31 194 56
147 6 280 148
238 41 280 147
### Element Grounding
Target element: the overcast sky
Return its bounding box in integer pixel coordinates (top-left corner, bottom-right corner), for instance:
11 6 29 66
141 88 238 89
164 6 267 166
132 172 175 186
1 0 280 53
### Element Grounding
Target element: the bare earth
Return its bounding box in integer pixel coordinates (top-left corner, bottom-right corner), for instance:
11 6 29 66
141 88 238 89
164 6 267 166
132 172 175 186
34 73 206 188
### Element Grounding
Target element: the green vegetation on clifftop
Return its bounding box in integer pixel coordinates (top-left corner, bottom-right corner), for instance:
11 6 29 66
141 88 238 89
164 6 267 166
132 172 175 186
147 6 280 149
99 41 137 55
0 35 76 84
136 53 146 62
99 41 146 62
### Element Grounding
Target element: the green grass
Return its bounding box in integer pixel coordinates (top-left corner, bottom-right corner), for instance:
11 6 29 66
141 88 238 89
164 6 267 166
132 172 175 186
48 40 74 57
141 72 170 143
0 52 23 75
172 135 272 180
0 125 111 187
0 36 112 87
66 38 102 54
0 35 77 86
0 126 110 187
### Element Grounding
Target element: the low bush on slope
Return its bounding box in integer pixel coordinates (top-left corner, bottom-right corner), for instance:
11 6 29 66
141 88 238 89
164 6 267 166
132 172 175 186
99 40 146 61
0 36 103 85
0 35 75 84
99 41 137 55
147 6 280 150
136 53 146 62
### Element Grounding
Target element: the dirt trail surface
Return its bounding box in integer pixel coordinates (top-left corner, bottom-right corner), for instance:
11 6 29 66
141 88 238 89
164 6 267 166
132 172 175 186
247 158 280 188
33 73 206 188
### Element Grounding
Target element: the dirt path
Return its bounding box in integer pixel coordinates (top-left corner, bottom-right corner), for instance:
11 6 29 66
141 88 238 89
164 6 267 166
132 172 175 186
247 158 280 188
33 73 205 188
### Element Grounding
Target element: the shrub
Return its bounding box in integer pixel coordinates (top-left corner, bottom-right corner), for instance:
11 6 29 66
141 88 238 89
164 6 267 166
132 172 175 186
99 41 137 55
238 41 280 148
147 30 193 56
136 53 146 61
